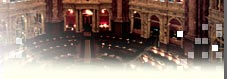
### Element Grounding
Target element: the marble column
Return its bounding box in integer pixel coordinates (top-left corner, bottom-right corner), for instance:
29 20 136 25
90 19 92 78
63 11 66 31
116 0 122 20
162 16 168 44
5 18 9 44
147 18 151 38
187 0 197 40
209 25 214 62
130 12 134 33
96 9 100 32
209 0 213 9
159 17 165 44
92 9 95 32
108 9 112 31
24 15 28 40
218 0 221 11
140 13 144 38
52 0 58 21
142 13 147 38
26 15 30 39
73 9 76 32
75 10 79 32
41 13 45 34
79 9 83 32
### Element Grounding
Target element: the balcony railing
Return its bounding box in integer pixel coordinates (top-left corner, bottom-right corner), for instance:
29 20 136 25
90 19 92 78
0 0 45 19
0 0 45 9
63 0 111 4
129 0 184 11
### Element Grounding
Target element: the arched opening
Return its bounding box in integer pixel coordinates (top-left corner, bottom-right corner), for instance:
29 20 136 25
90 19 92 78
150 15 160 47
65 9 76 31
15 15 26 45
150 15 160 37
34 13 42 36
133 13 141 35
0 20 7 45
169 19 182 46
16 15 26 38
99 9 110 32
82 9 93 32
35 13 42 23
0 20 6 33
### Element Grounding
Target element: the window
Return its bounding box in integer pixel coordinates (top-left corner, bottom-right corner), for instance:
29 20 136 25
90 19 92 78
168 0 174 2
160 0 165 2
176 0 182 2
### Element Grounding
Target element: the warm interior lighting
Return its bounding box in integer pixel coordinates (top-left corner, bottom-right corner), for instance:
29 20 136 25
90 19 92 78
101 9 106 14
152 49 158 54
133 11 137 14
174 59 180 64
103 24 108 28
152 47 157 50
167 56 172 60
68 9 74 14
83 9 93 16
142 56 149 63
151 62 156 66
99 23 109 28
160 53 165 57
65 25 68 28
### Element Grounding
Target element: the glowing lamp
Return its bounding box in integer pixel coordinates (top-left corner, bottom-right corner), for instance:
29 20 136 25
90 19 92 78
174 60 180 65
152 49 158 54
99 25 104 28
152 46 157 50
142 55 149 63
101 43 105 46
133 11 137 14
103 23 108 28
101 9 105 14
66 25 68 28
68 9 74 14
83 9 93 15
160 53 165 57
168 56 172 60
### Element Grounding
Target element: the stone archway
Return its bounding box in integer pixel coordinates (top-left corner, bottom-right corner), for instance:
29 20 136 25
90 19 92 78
132 12 141 35
149 15 160 47
150 15 160 37
168 18 182 46
82 9 93 32
15 15 27 38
